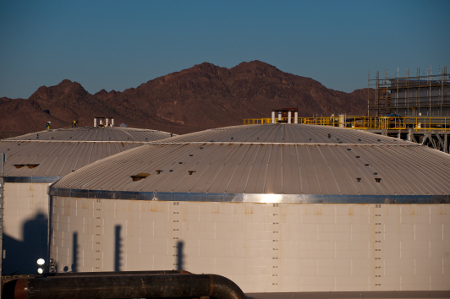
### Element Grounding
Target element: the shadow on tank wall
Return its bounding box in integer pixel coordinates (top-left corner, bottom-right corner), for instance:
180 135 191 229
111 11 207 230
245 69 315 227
114 225 121 272
176 240 184 271
2 217 186 275
112 225 185 272
70 232 78 273
111 225 185 271
2 212 48 275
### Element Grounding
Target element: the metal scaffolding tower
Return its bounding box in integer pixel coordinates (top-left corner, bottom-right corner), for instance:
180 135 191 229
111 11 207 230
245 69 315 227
368 66 450 117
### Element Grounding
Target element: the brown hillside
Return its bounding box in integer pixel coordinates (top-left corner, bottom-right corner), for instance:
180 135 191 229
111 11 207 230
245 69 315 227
0 61 371 139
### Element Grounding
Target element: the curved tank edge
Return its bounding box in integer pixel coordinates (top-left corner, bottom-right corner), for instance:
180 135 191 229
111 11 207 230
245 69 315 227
49 188 450 204
4 176 61 183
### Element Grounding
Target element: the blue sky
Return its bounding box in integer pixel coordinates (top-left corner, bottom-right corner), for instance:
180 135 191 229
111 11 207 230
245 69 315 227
1 0 449 99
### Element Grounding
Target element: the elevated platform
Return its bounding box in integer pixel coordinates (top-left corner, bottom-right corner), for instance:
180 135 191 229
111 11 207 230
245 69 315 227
243 116 450 153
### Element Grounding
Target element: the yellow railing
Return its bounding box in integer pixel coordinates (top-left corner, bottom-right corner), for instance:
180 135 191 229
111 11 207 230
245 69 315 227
243 118 272 125
244 116 449 132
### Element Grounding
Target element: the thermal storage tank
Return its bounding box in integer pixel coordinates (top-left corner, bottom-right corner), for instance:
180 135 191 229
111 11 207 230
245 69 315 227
49 123 450 294
0 125 174 274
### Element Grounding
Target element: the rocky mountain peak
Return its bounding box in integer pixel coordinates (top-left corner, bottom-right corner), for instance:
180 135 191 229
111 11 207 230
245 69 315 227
1 61 371 139
29 79 88 103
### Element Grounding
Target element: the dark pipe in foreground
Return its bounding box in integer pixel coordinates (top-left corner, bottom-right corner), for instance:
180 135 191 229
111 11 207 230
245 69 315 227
43 270 191 277
12 273 245 299
1 271 190 297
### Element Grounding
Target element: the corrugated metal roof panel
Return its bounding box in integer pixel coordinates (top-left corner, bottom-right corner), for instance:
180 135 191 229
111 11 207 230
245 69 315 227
0 126 174 179
159 124 404 145
5 127 174 142
0 141 146 178
52 129 450 197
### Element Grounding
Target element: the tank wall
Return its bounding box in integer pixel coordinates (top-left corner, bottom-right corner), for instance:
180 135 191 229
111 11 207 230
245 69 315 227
3 183 50 274
50 197 450 293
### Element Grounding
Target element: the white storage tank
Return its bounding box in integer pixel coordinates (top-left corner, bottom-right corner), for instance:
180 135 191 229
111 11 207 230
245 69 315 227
49 124 450 295
0 125 174 274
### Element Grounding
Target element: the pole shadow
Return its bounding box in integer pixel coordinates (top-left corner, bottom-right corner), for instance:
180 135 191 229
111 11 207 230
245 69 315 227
72 232 78 272
176 240 184 271
114 225 122 272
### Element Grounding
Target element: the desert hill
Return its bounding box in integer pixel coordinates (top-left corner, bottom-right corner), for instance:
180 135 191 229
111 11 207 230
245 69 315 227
0 61 370 138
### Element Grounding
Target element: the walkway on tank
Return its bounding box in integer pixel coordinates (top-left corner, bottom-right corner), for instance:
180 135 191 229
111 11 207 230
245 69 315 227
243 116 450 153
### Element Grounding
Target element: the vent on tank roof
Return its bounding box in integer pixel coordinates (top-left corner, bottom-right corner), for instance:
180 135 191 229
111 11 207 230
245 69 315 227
94 117 115 128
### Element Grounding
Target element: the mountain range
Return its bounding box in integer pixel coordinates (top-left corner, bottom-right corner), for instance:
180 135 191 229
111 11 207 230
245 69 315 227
0 61 371 138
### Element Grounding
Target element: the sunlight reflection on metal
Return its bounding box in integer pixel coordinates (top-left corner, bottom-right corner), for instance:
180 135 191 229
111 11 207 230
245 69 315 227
259 194 283 203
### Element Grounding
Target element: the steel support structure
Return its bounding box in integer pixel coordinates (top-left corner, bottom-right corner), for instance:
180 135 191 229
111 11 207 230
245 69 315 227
368 66 449 118
0 153 5 299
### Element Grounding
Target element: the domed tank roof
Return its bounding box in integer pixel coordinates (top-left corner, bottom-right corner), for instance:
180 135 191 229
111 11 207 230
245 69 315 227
0 126 175 181
160 123 403 144
51 124 450 203
5 127 172 142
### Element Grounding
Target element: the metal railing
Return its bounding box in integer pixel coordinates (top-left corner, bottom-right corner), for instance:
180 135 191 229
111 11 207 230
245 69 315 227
244 116 449 132
243 118 272 125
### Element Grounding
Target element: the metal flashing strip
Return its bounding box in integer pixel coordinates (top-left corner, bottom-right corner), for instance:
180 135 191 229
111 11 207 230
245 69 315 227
152 141 418 147
3 176 61 183
49 188 450 204
2 140 150 144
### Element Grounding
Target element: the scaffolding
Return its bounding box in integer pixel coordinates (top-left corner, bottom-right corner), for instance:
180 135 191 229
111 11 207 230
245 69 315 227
368 66 450 117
